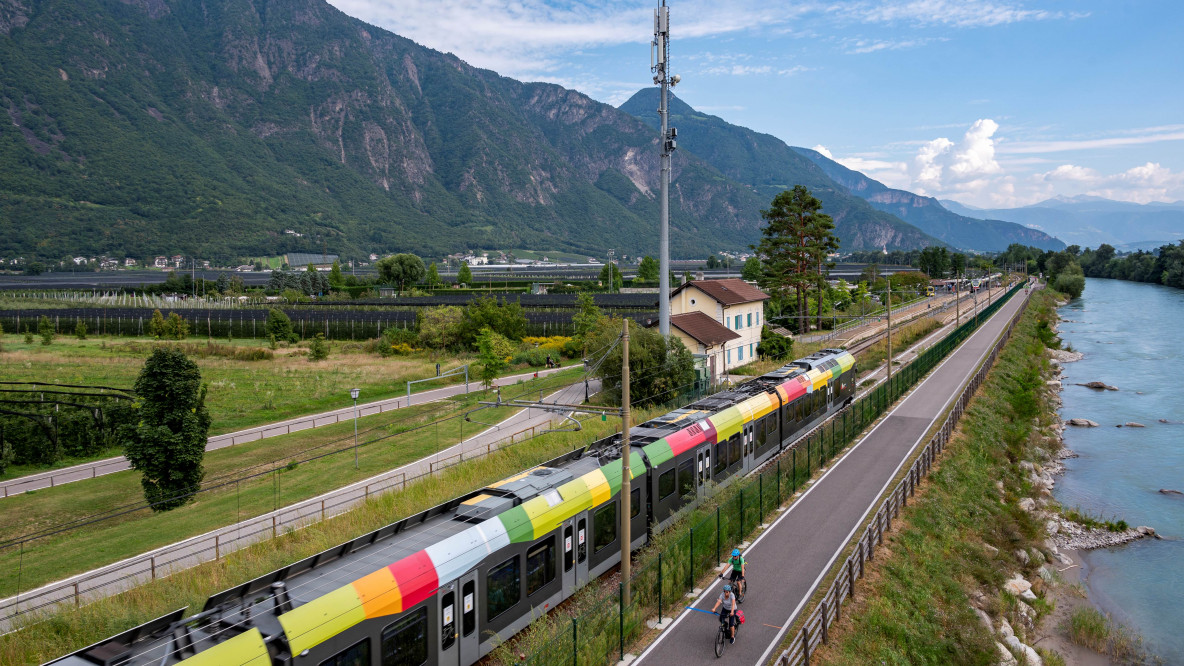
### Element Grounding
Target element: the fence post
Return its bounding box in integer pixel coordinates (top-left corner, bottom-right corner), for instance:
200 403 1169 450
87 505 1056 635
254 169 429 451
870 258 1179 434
151 556 156 580
848 557 855 598
688 528 695 588
572 617 578 666
776 457 781 505
215 534 220 559
716 506 721 564
74 582 80 607
759 474 763 518
739 488 745 537
658 552 664 622
793 447 797 493
821 601 829 644
803 625 811 665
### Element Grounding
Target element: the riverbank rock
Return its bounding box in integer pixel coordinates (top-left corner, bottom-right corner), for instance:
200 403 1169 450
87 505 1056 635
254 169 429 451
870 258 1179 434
1018 498 1036 512
1159 489 1183 496
1076 381 1118 391
1065 418 1098 427
1051 517 1158 550
996 642 1019 665
1123 422 1145 428
1047 349 1083 363
1004 636 1043 665
1003 574 1035 599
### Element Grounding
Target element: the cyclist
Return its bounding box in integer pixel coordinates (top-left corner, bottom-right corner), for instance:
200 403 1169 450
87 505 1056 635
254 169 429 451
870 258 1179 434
711 584 739 644
720 548 746 598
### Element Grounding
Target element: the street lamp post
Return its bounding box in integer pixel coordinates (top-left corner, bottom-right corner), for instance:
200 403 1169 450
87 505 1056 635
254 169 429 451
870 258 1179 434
350 388 360 469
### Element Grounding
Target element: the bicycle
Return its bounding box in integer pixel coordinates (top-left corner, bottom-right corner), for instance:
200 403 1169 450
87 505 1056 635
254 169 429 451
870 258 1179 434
720 573 746 603
715 613 735 657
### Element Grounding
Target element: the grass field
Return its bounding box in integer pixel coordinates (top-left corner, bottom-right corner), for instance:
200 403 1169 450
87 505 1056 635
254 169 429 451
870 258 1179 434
0 380 537 597
0 335 485 435
0 400 647 665
808 291 1056 665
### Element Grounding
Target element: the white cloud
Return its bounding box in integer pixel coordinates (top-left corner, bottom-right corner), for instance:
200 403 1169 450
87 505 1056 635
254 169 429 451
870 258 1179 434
841 36 946 54
813 145 834 158
1034 162 1184 204
1000 128 1184 154
840 0 1085 28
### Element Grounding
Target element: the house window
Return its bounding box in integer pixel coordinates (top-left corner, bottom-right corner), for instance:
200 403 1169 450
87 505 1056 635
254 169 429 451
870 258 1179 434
738 346 744 361
747 313 752 327
756 311 760 326
750 344 754 358
736 314 743 329
727 349 732 364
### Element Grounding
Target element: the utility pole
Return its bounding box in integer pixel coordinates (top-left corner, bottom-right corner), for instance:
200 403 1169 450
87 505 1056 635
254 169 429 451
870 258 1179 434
955 281 961 327
652 0 679 337
886 280 893 382
620 318 632 604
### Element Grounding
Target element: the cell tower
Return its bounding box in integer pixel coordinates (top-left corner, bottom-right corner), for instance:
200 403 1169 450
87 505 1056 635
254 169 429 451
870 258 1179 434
652 0 679 336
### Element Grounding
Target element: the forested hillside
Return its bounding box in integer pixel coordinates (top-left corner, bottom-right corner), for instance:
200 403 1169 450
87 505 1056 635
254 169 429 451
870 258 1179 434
619 89 943 251
0 0 770 263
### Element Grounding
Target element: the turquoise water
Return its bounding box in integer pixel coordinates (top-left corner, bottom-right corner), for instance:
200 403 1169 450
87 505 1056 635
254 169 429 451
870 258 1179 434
1055 278 1184 662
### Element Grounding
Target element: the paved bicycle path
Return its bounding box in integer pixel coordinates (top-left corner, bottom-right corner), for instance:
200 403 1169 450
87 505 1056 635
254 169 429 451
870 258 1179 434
0 366 569 498
635 287 1029 666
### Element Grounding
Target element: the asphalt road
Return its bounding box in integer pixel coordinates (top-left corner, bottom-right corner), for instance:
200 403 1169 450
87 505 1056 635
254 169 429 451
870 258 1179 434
635 287 1029 666
0 366 571 498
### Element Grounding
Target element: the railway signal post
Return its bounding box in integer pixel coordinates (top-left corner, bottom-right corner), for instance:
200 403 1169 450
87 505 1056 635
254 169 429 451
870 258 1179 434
621 318 632 604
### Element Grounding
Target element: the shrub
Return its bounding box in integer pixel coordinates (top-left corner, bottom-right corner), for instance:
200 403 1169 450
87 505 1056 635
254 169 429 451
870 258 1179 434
756 325 793 361
378 327 420 357
162 312 189 340
512 347 551 367
74 319 87 340
38 315 54 345
24 326 34 344
387 342 416 356
308 333 329 361
1053 272 1085 299
147 309 166 338
264 308 296 343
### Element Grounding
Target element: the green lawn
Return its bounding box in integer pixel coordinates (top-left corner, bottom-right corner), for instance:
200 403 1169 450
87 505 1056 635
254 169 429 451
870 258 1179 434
0 393 520 597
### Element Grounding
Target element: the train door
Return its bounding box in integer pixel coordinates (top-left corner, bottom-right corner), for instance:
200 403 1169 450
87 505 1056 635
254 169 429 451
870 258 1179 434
438 580 459 666
575 514 590 587
456 571 479 666
742 422 755 473
696 446 710 498
562 519 577 596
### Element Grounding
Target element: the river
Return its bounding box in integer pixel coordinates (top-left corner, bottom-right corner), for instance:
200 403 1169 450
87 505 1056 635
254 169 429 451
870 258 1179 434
1055 277 1184 662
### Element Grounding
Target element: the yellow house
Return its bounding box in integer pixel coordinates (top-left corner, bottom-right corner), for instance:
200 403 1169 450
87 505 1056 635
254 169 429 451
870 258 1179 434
669 278 770 376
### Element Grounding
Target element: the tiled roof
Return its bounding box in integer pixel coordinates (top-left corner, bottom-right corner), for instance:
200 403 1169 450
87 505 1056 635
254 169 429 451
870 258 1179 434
662 311 741 347
672 278 769 305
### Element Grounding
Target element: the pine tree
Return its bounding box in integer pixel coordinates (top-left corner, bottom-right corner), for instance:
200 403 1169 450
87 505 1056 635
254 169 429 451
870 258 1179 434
457 262 473 286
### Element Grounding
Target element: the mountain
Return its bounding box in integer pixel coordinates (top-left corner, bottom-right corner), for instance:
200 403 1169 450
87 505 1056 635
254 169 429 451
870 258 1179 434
0 0 780 263
794 148 1065 252
944 196 1184 248
618 89 943 252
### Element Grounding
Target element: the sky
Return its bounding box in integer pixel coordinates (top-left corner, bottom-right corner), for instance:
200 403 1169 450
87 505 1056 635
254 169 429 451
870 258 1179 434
328 0 1184 209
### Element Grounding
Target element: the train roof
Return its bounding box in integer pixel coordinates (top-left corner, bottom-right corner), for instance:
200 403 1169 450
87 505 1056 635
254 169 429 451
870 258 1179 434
49 348 856 666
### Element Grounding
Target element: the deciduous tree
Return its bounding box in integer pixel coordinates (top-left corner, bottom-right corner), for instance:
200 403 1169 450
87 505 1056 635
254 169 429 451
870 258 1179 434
376 253 427 294
125 348 210 511
457 262 473 286
636 256 659 283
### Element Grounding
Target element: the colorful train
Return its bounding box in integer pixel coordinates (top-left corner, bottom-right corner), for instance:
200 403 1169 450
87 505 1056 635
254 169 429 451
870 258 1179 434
51 349 856 666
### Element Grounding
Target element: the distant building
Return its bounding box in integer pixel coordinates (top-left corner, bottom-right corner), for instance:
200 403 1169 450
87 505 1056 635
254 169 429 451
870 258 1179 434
369 253 379 261
235 265 254 272
284 229 304 237
124 258 136 267
154 256 168 268
72 256 87 265
464 253 488 266
171 254 184 268
670 278 770 375
284 252 339 270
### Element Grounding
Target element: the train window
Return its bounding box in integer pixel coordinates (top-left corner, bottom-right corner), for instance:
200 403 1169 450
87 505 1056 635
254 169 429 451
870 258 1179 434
677 459 694 499
658 469 676 500
564 525 574 572
486 556 521 621
631 488 641 519
714 441 727 476
321 638 370 666
754 418 766 450
577 518 587 563
440 591 456 651
593 503 616 553
526 536 556 597
767 415 779 442
462 581 476 637
728 435 741 467
380 607 427 666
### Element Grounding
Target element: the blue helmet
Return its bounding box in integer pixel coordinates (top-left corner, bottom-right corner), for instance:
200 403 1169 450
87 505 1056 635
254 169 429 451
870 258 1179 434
723 584 732 592
731 548 741 557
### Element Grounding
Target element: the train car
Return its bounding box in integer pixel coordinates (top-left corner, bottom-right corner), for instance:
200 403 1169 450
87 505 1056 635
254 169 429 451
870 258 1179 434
49 349 856 666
